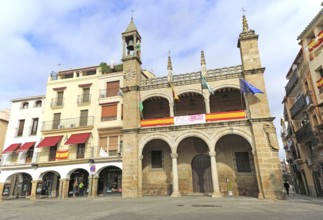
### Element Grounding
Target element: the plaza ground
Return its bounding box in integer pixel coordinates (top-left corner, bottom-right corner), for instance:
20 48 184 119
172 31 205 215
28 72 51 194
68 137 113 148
0 192 323 220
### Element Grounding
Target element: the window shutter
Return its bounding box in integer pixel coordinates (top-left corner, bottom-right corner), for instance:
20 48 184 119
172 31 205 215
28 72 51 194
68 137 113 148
106 81 119 97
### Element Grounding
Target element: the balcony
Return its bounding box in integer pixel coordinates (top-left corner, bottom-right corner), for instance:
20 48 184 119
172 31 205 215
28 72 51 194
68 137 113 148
51 98 64 108
295 122 315 143
41 116 94 131
77 94 91 105
285 70 299 96
290 95 307 120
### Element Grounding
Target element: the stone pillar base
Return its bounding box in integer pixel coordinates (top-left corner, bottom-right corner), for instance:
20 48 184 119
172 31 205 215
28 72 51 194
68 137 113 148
171 192 181 197
211 192 222 198
258 193 264 200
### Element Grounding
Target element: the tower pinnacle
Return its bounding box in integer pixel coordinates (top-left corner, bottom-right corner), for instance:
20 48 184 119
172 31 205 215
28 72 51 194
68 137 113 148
167 53 173 82
201 50 207 77
242 15 249 33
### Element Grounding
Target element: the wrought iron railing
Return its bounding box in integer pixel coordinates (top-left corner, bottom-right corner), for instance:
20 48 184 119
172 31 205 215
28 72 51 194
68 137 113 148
41 116 94 131
290 95 307 119
285 70 299 95
77 94 91 104
51 98 64 107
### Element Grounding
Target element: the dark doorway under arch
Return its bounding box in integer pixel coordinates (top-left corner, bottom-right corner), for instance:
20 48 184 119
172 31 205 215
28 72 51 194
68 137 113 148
97 166 122 196
191 154 213 193
68 169 89 197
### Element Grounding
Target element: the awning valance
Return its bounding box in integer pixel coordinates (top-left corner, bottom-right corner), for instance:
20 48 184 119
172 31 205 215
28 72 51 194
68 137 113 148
2 143 21 153
17 142 36 152
65 133 91 145
37 136 63 148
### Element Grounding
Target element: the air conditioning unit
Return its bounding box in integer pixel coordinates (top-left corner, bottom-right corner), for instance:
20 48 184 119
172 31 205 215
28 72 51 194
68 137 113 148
70 124 76 128
306 159 313 166
58 124 64 129
100 94 105 98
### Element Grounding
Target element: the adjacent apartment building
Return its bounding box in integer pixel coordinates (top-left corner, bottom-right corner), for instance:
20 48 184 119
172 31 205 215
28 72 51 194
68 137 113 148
0 15 285 200
282 8 323 197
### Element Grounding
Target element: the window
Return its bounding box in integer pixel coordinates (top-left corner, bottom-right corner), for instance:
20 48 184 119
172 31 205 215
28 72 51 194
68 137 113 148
80 110 88 126
101 103 118 121
17 119 25 137
77 143 85 159
85 70 96 76
82 88 90 103
53 113 61 129
30 118 39 135
35 100 42 108
57 91 64 106
49 146 57 161
64 73 73 79
319 68 323 78
106 81 119 97
108 136 118 156
235 152 251 172
26 146 34 163
21 102 29 109
151 150 162 168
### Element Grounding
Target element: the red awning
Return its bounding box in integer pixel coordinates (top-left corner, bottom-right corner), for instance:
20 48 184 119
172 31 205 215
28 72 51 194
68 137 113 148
65 133 91 145
37 136 63 148
2 143 21 153
17 142 36 152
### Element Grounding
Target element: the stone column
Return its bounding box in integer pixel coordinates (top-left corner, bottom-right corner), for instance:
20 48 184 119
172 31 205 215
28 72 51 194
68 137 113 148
91 176 98 198
138 155 144 197
209 152 221 197
60 178 70 199
169 103 174 117
205 97 210 114
251 150 264 199
171 153 180 197
0 183 4 201
30 180 39 200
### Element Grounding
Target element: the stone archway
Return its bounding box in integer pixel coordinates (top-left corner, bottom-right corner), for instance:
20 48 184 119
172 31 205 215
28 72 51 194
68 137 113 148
215 134 258 197
97 166 122 196
177 136 210 195
2 173 32 199
142 139 172 195
39 171 60 198
68 169 89 197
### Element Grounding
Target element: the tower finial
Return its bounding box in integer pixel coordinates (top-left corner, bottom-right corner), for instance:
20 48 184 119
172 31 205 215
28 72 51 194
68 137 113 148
242 14 249 32
201 50 206 66
131 9 135 20
167 51 172 71
167 51 173 82
201 50 207 77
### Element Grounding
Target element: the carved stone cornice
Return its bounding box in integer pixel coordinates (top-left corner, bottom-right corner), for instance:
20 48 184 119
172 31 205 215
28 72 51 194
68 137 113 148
242 67 265 75
121 85 139 93
121 128 140 134
249 117 275 123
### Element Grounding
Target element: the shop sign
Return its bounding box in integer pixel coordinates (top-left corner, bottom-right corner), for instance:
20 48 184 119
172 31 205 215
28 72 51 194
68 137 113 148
174 114 205 126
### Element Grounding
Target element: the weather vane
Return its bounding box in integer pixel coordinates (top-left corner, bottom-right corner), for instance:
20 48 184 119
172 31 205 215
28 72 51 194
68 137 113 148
131 9 135 19
241 7 246 15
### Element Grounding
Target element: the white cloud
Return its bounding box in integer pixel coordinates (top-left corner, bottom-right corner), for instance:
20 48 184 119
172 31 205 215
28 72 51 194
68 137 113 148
0 0 321 159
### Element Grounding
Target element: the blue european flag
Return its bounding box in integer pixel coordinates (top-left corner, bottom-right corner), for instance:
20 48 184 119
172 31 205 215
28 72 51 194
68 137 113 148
239 78 264 94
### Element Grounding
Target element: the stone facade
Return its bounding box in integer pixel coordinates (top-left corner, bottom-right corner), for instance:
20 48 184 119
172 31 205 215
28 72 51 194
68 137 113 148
121 16 284 199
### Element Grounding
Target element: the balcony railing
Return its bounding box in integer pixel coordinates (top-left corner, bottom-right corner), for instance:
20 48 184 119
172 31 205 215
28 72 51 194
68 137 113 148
290 95 307 119
51 98 64 107
42 116 94 131
295 122 314 143
285 70 299 96
77 94 91 104
99 89 122 98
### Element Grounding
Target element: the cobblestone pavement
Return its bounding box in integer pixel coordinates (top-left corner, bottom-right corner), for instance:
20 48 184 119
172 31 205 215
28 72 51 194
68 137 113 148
0 192 323 220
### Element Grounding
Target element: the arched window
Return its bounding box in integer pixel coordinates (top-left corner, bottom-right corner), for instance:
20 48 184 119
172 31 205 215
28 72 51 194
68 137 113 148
21 102 29 109
34 100 42 108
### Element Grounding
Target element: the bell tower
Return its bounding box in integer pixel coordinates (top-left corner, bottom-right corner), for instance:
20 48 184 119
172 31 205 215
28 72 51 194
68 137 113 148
121 18 142 197
238 15 284 199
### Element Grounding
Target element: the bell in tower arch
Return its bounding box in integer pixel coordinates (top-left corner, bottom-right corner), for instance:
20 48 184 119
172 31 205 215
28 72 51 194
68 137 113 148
126 38 134 53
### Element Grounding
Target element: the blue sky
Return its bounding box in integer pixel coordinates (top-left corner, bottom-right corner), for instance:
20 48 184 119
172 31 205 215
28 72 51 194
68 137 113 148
0 0 321 158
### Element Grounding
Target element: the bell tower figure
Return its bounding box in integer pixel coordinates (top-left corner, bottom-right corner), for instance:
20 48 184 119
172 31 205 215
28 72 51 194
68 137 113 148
122 17 142 61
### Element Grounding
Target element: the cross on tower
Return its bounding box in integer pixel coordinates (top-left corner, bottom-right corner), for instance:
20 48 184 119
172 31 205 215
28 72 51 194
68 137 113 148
241 8 246 15
131 9 135 19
